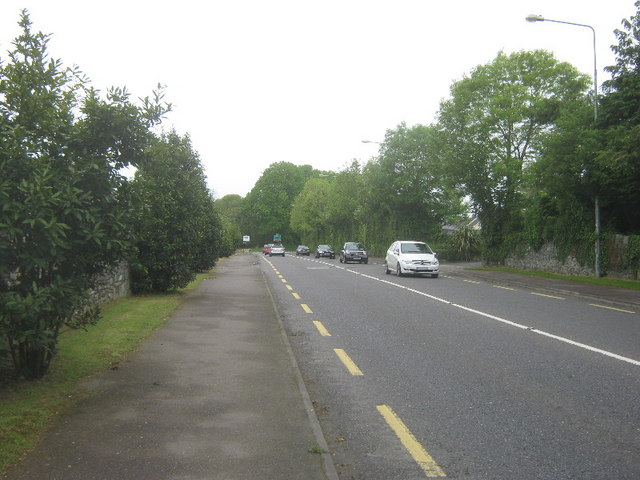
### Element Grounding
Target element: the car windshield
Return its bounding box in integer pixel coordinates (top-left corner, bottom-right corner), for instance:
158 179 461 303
400 242 432 254
345 242 365 250
318 245 332 250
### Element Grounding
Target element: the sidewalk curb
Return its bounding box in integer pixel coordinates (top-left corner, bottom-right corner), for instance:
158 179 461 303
260 256 340 480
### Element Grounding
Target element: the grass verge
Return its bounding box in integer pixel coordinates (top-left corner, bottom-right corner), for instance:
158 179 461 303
471 266 640 290
0 271 213 474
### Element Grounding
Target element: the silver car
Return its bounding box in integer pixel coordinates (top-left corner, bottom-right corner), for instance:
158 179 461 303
384 241 439 278
269 244 285 256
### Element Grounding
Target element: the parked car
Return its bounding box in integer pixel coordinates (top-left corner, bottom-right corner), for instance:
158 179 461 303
262 244 273 255
315 244 335 259
384 240 439 278
295 245 310 256
269 244 285 256
340 242 368 264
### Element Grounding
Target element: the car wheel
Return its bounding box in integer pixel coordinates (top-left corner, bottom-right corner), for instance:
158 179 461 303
339 257 343 263
363 259 368 264
396 263 403 277
384 262 390 274
432 274 438 278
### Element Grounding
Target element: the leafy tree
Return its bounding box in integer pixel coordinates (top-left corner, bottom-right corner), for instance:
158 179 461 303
360 123 465 253
290 177 332 246
240 161 317 245
525 100 600 264
324 160 366 246
215 194 245 250
130 131 220 292
598 1 640 233
436 50 590 263
0 11 167 379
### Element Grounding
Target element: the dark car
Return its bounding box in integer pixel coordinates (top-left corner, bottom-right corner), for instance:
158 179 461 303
340 242 368 264
295 245 310 256
315 244 335 259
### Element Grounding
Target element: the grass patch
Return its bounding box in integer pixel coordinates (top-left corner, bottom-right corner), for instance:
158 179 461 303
0 271 213 474
470 266 640 290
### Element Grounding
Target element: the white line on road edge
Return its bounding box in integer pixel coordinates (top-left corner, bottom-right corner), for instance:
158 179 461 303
280 256 640 367
369 272 640 367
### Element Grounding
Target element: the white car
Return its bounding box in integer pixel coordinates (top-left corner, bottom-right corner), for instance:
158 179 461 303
269 244 285 256
384 241 439 278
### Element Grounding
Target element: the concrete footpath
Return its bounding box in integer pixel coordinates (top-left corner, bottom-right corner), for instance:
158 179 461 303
3 253 336 480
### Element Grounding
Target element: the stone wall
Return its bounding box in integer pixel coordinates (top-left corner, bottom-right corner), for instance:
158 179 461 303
89 261 130 305
504 236 636 279
505 243 594 276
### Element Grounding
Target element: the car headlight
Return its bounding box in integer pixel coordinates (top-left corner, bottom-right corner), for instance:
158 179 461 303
433 259 439 266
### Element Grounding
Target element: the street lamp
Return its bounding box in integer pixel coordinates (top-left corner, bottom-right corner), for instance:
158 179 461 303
526 14 602 277
361 140 381 145
525 15 598 119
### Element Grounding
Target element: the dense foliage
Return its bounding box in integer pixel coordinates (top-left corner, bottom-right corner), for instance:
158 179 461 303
130 132 223 293
437 50 591 263
240 161 319 246
0 12 169 378
1 12 226 379
598 1 640 234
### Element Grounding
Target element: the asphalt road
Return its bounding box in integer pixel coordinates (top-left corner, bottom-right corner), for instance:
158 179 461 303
262 254 640 480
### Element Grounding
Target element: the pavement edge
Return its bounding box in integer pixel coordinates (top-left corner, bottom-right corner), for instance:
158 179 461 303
259 257 340 480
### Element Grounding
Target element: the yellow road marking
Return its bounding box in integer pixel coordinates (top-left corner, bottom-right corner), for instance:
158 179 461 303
301 303 313 313
278 274 283 278
334 349 363 375
292 292 301 300
376 405 446 477
281 278 287 283
493 285 515 291
590 304 635 314
285 284 293 291
313 321 331 336
531 292 565 300
463 279 480 284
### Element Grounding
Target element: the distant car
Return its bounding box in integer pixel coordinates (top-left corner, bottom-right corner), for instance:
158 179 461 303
384 240 439 278
315 244 335 259
269 244 285 256
263 244 273 255
340 242 368 264
295 245 310 256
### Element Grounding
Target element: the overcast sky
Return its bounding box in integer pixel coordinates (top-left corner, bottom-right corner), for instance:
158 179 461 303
1 0 636 198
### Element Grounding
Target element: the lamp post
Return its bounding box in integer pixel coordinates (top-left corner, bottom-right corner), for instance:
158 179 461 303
526 14 602 277
361 140 382 145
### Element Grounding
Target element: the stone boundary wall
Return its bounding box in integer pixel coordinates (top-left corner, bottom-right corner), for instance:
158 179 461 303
89 261 130 305
504 236 636 279
505 243 594 276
